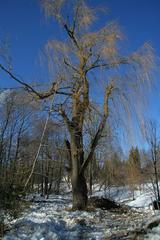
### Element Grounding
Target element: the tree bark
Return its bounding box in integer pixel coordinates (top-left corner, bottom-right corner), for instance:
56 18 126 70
71 172 88 210
70 125 88 210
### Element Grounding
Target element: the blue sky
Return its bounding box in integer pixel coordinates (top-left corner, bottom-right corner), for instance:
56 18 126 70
0 0 160 152
0 0 159 85
0 0 159 77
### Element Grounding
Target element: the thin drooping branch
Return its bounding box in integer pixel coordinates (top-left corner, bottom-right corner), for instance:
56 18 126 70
80 84 114 174
72 0 80 33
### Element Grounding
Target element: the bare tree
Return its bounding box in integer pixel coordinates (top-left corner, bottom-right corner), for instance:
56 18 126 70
143 121 160 201
0 0 156 210
0 90 37 215
33 119 65 197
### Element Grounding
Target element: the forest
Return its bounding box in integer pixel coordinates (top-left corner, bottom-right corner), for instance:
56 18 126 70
0 0 160 239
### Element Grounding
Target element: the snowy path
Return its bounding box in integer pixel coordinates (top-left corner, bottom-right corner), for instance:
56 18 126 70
3 194 155 240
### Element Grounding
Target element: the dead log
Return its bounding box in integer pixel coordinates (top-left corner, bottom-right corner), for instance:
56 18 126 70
88 196 120 210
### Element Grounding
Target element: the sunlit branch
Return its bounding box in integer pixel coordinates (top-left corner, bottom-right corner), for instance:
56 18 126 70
86 57 129 73
0 63 72 98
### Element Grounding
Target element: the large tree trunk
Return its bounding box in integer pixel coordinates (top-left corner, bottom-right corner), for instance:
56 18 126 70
71 171 88 210
70 126 88 210
61 84 113 210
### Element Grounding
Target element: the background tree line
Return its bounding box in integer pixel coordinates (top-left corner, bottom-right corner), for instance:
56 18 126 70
1 89 160 213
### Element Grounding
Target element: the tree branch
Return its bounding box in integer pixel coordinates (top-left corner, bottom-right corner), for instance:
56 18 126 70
63 23 80 50
64 139 72 172
64 58 79 74
59 105 72 132
0 63 40 95
86 57 129 73
80 84 114 174
0 63 72 98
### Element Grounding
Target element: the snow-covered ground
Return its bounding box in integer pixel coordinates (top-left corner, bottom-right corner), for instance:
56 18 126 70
3 184 160 240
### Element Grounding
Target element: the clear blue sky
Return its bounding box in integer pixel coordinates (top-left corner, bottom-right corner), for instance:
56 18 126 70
0 0 160 151
0 0 159 85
